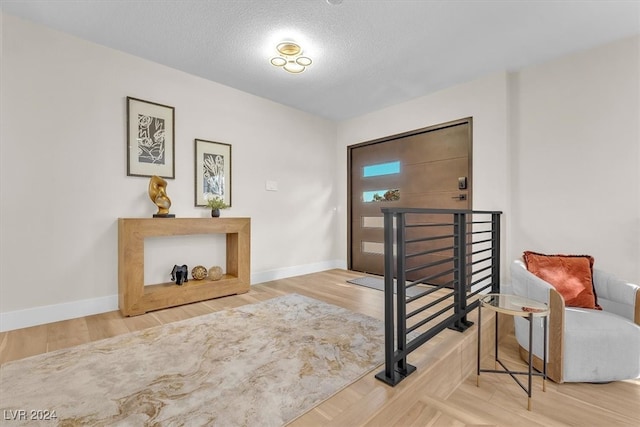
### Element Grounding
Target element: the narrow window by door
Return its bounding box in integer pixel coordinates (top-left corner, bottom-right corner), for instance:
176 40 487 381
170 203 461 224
348 118 472 278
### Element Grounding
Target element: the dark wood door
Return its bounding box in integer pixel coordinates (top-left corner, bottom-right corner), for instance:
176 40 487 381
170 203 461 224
349 119 472 279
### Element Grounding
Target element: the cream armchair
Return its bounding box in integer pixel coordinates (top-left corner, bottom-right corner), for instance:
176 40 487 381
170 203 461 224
510 260 640 383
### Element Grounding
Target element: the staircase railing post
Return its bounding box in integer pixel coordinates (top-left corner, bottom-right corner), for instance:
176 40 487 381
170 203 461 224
395 212 409 374
491 212 501 293
450 212 472 331
376 209 400 385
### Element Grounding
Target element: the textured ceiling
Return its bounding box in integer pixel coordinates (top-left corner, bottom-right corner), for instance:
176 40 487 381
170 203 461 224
2 0 639 121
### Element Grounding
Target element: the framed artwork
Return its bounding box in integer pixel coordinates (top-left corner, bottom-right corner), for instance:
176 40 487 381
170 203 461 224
194 139 232 207
126 96 175 178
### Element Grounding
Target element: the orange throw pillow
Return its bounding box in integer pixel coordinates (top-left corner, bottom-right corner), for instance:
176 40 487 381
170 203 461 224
523 251 601 310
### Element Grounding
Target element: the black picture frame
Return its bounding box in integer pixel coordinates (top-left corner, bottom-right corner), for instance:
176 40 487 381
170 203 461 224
194 139 232 207
126 96 175 178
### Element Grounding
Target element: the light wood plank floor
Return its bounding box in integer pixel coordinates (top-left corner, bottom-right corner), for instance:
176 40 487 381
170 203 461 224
1 269 638 426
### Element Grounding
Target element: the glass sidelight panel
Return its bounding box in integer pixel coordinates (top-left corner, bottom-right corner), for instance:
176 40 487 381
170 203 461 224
362 189 400 202
362 241 384 254
362 216 396 228
362 216 384 228
363 161 401 177
362 241 396 255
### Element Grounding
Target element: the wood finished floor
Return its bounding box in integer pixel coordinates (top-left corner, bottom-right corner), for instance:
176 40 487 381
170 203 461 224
1 269 638 426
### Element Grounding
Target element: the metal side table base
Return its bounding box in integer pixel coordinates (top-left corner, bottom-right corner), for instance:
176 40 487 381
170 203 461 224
476 293 549 411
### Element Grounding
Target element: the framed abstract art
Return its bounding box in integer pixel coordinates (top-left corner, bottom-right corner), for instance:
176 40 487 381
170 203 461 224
126 96 175 178
194 139 232 207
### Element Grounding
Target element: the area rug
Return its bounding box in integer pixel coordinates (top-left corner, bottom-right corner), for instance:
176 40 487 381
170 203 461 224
0 294 387 426
347 276 425 298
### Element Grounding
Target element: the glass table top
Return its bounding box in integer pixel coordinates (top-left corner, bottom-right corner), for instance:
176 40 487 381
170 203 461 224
480 293 549 317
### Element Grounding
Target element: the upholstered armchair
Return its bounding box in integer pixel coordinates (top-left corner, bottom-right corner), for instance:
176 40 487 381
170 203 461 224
510 259 640 383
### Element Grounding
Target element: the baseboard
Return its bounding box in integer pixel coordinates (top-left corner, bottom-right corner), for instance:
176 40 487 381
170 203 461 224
0 295 119 333
0 260 348 332
251 259 347 284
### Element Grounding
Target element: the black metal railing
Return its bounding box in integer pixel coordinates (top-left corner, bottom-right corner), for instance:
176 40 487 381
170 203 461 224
375 208 502 386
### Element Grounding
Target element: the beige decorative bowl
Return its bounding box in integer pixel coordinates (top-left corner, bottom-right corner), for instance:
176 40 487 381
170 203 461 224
208 266 223 281
191 265 207 280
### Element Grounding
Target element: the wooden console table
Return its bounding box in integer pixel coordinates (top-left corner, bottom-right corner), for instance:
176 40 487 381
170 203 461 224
118 217 250 316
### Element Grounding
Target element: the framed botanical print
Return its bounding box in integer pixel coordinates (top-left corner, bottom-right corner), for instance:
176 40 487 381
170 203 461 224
126 96 175 178
194 139 232 207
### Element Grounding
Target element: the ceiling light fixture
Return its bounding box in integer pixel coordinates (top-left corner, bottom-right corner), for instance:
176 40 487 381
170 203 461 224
270 42 312 74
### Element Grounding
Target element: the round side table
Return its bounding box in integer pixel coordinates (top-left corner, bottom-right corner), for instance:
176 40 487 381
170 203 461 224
477 293 549 411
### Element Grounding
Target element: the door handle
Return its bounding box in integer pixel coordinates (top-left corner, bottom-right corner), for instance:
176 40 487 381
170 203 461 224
452 194 467 200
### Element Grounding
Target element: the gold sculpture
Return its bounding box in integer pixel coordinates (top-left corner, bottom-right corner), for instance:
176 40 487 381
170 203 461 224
148 175 173 217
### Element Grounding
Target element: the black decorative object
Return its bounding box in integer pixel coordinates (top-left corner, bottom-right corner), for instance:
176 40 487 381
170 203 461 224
171 264 189 285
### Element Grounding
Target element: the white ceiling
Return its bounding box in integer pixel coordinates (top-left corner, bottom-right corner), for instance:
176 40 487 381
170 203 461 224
2 0 639 121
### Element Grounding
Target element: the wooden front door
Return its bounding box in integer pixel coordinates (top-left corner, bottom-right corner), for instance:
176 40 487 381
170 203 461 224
348 118 472 278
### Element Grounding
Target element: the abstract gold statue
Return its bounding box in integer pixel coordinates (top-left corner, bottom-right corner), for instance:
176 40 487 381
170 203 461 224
148 175 173 217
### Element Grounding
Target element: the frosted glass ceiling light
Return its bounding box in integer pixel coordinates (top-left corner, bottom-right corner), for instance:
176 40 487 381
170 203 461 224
270 57 287 67
270 42 312 74
283 61 305 74
296 56 312 66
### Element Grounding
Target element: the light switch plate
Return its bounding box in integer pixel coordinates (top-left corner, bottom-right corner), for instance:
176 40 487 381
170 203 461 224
266 180 278 191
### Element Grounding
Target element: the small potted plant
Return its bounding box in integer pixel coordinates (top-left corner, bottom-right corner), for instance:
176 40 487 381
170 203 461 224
205 196 229 217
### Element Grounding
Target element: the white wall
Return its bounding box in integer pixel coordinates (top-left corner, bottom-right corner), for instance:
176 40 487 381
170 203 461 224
509 35 640 283
0 13 341 330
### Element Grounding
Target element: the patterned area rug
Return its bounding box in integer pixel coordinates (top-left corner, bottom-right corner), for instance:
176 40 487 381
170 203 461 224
0 294 386 426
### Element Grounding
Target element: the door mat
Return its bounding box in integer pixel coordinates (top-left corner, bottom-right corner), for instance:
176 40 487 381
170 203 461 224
347 276 426 298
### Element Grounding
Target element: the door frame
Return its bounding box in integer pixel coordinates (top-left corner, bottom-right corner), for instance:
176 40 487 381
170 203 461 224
347 117 473 272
